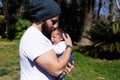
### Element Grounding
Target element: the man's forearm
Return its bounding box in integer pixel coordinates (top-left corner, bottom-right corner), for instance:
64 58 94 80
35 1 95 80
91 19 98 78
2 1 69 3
58 45 72 70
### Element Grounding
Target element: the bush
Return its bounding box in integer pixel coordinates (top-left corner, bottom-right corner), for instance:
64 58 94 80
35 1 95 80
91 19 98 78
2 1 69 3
15 18 32 39
0 15 5 23
80 21 120 60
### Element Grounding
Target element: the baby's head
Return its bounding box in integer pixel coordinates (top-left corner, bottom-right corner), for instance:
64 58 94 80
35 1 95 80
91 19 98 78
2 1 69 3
51 27 64 45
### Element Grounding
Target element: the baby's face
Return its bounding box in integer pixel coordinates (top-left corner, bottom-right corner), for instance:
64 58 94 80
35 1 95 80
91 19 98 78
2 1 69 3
51 30 63 45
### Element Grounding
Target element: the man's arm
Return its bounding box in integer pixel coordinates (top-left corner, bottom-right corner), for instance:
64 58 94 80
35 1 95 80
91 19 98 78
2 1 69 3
35 33 73 77
35 47 72 77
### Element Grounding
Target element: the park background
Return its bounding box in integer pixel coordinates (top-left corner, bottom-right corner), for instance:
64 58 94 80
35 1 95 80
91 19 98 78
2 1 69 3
0 0 120 80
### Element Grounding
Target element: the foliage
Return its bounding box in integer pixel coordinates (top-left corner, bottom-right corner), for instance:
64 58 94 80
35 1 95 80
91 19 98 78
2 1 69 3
0 0 31 40
80 21 120 59
0 15 5 23
59 0 83 42
14 18 31 39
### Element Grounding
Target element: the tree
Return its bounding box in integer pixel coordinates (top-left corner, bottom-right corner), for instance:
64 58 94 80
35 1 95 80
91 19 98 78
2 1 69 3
57 0 82 43
97 0 102 20
1 0 30 40
108 0 114 22
79 0 95 46
113 0 120 21
116 0 120 9
1 0 10 39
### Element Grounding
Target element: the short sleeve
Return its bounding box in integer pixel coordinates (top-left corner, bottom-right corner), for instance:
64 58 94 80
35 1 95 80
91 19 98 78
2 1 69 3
23 32 53 61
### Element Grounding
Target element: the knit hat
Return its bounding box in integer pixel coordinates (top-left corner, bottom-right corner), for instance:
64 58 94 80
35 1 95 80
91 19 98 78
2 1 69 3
30 0 61 22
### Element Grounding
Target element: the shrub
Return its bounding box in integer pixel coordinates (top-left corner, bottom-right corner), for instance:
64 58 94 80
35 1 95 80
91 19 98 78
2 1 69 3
80 21 120 60
0 15 5 23
15 18 32 39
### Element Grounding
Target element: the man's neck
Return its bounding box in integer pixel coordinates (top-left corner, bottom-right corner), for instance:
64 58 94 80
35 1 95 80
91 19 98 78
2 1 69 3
32 23 42 32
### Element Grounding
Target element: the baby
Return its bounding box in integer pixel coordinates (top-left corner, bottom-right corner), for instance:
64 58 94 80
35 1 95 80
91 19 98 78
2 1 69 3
51 27 74 80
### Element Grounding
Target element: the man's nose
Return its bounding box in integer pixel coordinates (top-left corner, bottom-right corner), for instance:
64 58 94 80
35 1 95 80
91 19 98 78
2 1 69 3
53 23 58 28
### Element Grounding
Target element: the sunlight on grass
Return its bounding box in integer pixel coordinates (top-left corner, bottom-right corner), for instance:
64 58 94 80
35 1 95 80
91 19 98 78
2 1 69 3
0 40 20 80
65 47 120 80
0 40 120 80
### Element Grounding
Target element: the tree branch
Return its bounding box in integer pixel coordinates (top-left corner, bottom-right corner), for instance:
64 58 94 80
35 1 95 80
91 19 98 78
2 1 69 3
116 0 120 10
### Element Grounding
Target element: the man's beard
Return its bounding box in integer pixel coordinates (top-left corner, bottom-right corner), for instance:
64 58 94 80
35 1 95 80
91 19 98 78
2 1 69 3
41 22 54 39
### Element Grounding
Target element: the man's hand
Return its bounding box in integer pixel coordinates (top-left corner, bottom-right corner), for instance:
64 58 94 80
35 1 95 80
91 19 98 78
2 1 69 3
63 61 74 74
62 33 72 47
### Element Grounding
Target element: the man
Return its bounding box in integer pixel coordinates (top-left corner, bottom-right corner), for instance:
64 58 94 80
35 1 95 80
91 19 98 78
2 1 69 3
19 0 74 80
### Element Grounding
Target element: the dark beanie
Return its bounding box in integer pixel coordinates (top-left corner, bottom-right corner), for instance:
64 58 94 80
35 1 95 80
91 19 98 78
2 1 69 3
30 0 61 22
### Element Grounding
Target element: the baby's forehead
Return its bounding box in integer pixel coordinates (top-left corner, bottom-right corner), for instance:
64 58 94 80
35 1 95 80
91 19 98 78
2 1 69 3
51 32 62 37
52 30 60 34
51 33 61 36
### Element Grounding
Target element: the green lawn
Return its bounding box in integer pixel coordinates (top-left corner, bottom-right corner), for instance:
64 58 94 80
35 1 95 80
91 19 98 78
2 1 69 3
0 40 120 80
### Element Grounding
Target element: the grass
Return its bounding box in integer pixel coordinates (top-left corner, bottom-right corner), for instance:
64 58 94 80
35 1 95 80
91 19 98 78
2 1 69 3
0 40 20 80
0 40 120 80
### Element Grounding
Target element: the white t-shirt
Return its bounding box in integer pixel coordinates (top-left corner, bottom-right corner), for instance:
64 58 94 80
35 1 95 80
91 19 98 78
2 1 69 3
53 41 66 55
19 26 56 80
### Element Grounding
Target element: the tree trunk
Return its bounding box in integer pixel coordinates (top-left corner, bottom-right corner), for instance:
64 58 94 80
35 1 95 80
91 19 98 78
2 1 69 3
108 0 114 22
97 0 102 20
79 0 95 46
116 0 120 9
1 0 10 39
